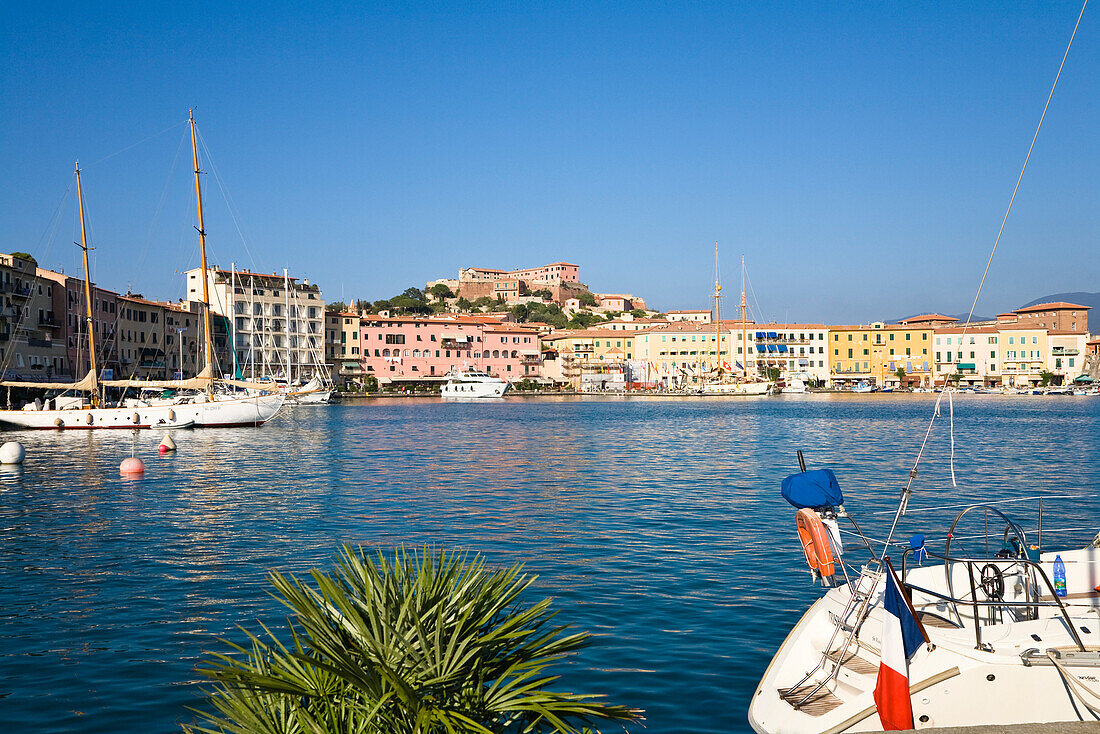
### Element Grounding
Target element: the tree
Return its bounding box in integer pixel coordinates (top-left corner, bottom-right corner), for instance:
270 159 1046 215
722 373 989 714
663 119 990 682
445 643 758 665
364 374 379 392
895 367 907 384
1040 370 1057 387
186 546 641 734
568 311 603 328
578 292 597 307
455 297 472 311
325 301 348 313
510 303 529 322
372 299 392 312
629 309 648 319
10 251 36 264
532 288 553 300
766 367 782 381
473 296 494 308
429 283 455 301
401 287 426 302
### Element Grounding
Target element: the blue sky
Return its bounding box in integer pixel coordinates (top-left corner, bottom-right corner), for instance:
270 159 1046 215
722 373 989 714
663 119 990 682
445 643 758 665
1 2 1096 322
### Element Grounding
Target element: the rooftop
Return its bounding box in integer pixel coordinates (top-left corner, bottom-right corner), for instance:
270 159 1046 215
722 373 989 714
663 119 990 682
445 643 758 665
1014 301 1091 314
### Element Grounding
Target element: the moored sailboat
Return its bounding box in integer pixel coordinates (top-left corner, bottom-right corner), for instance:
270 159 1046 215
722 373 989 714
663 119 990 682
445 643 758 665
0 113 284 429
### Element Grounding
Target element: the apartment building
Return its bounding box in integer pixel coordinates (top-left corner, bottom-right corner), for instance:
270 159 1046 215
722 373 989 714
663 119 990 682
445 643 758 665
633 320 757 387
666 309 712 323
355 315 540 384
932 326 1000 386
751 324 830 383
828 323 933 387
187 267 325 381
0 254 68 381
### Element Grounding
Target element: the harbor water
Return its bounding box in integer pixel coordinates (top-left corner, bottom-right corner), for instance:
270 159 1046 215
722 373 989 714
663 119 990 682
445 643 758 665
1 394 1098 733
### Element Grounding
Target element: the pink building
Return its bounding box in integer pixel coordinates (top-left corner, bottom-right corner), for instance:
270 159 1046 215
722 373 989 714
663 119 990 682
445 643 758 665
358 315 541 384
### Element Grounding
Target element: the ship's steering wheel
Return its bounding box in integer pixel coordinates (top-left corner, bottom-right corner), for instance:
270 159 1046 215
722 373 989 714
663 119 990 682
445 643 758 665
979 563 1005 600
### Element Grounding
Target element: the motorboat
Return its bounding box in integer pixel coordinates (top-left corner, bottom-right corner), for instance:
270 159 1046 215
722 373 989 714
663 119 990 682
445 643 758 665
749 461 1100 732
852 382 875 394
441 369 508 398
782 375 809 394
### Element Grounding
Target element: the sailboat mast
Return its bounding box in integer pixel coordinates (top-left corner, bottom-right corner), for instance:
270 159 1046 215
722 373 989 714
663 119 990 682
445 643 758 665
284 269 291 383
713 243 721 374
75 163 99 406
189 110 215 392
230 262 237 378
741 255 748 380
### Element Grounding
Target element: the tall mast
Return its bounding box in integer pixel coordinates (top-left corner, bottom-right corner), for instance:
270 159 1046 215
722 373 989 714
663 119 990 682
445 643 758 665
75 162 99 406
230 262 237 378
190 110 215 392
713 243 722 374
741 254 749 380
284 268 292 383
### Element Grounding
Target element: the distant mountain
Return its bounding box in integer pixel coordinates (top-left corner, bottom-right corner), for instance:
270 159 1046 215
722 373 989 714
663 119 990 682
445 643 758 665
1018 292 1100 311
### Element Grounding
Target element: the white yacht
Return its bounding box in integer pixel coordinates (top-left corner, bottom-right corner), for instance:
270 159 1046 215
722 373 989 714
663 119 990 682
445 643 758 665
782 374 809 394
750 466 1100 732
441 370 508 398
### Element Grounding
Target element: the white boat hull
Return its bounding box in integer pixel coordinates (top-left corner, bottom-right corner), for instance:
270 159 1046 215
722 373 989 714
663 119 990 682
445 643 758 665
699 381 772 396
0 393 285 430
286 389 332 404
441 378 508 398
750 549 1100 733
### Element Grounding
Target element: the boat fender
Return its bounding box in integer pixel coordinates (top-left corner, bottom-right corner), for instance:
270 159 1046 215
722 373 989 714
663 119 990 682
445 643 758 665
168 409 175 422
86 413 93 425
795 508 836 581
53 417 64 428
133 412 141 424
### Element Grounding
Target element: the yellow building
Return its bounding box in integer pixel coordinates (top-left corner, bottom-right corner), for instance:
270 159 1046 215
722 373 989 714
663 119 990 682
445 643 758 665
632 320 755 387
828 322 933 387
541 328 636 388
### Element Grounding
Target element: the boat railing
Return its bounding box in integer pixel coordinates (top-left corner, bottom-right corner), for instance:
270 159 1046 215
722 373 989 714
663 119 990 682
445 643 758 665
899 548 1085 653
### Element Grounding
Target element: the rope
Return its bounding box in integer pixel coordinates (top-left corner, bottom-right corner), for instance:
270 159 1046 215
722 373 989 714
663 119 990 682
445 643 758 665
87 120 188 168
195 128 258 271
882 0 1088 553
868 493 1100 515
948 388 957 487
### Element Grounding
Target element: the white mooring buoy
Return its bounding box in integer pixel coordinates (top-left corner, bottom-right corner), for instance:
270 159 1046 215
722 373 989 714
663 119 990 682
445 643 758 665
0 441 25 465
158 433 176 454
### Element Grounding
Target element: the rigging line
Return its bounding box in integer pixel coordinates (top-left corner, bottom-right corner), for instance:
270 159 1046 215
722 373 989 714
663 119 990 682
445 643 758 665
882 0 1088 554
951 0 1089 356
133 128 189 289
87 120 188 168
195 128 258 270
866 492 1100 515
744 265 767 326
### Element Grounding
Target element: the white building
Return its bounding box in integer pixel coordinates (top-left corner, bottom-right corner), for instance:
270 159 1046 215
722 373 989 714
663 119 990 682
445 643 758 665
185 266 325 381
753 324 831 384
932 326 1000 386
666 309 712 323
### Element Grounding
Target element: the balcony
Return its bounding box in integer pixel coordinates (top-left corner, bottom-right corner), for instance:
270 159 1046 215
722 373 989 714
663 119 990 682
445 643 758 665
38 316 62 329
27 337 53 348
9 285 32 299
1052 347 1079 356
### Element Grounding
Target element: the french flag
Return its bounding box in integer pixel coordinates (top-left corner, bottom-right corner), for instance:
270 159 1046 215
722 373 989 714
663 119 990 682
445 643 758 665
874 559 929 730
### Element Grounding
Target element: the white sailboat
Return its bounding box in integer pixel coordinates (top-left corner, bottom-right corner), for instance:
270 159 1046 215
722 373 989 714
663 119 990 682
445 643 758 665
698 247 772 396
751 5 1093 730
0 113 284 430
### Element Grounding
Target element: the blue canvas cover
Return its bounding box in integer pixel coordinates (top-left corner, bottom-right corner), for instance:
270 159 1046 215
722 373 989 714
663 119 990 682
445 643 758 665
781 469 844 509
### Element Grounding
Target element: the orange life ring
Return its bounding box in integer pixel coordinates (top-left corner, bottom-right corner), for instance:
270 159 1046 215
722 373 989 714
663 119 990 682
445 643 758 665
796 508 836 578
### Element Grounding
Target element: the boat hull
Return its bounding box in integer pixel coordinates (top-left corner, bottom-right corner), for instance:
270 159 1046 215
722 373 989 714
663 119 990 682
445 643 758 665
0 393 285 430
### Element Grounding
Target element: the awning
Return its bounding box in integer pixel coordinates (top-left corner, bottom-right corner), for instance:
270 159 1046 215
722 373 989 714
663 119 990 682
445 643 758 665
777 344 789 353
957 363 976 369
520 350 540 356
442 333 470 342
767 331 778 339
1076 374 1095 383
341 361 359 368
755 331 765 339
798 359 809 366
755 344 766 352
766 344 778 353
